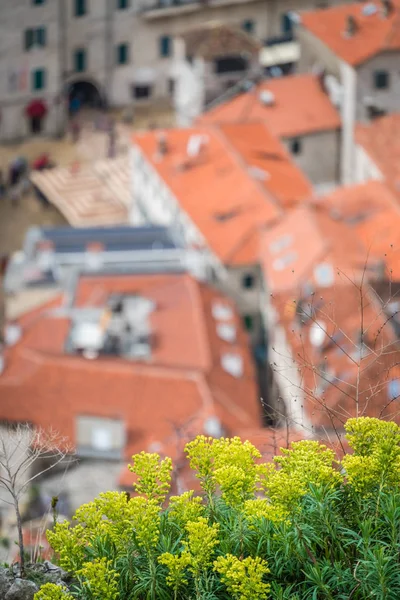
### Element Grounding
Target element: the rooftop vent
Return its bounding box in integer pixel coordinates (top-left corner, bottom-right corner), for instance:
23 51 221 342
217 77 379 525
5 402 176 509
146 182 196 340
314 263 334 287
272 251 297 272
221 353 243 378
362 3 378 16
5 323 22 346
204 416 223 438
187 134 207 158
248 166 270 181
269 234 293 255
259 89 275 106
309 321 326 348
344 15 358 37
72 322 104 357
212 302 234 321
217 322 236 343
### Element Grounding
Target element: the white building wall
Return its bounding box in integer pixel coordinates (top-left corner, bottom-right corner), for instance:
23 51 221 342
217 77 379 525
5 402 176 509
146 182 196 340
339 60 357 185
354 145 384 185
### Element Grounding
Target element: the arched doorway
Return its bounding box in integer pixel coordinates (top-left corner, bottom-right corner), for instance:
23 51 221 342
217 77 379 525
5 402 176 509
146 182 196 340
67 80 104 112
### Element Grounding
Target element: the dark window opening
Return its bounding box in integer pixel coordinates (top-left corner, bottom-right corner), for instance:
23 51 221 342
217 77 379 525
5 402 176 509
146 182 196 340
281 12 293 34
243 315 254 331
133 85 152 99
242 20 255 34
74 48 87 73
117 0 129 8
160 35 171 57
36 27 46 47
33 0 45 4
168 78 175 95
215 56 248 74
24 29 34 51
32 68 46 90
30 116 44 135
242 273 255 289
374 70 389 89
290 138 302 155
75 0 87 17
117 43 129 65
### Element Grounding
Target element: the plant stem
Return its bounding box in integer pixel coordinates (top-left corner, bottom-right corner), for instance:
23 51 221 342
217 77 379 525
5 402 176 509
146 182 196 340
14 495 25 577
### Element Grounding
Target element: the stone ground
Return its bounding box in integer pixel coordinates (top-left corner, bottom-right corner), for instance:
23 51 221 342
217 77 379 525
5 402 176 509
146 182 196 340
0 105 174 256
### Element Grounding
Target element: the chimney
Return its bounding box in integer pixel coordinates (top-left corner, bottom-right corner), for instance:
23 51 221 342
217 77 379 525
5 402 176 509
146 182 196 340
382 0 394 17
344 15 358 37
157 131 168 156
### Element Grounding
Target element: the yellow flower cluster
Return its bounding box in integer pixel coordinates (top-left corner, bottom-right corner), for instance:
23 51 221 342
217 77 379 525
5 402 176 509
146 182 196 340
168 490 205 527
185 436 262 507
77 557 120 600
129 496 161 553
128 451 172 504
46 521 87 572
343 417 400 493
243 499 289 525
184 517 220 576
158 551 192 589
214 554 270 600
34 583 73 600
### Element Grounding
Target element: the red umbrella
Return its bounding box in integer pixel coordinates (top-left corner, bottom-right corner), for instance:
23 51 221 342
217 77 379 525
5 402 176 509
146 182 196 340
25 99 47 119
32 154 50 170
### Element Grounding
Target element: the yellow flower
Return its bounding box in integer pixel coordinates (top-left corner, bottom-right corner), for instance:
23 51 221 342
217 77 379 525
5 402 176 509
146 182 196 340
214 554 270 600
77 558 119 600
34 583 73 600
128 452 172 504
168 490 205 526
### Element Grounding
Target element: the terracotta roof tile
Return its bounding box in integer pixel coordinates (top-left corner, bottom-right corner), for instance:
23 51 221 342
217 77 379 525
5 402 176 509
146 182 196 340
180 22 261 61
261 204 366 294
199 74 341 137
320 181 400 280
0 272 262 465
300 1 400 66
272 281 400 430
133 124 312 265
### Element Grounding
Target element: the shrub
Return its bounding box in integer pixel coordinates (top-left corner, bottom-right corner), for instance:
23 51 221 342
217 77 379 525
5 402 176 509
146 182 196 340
41 417 400 599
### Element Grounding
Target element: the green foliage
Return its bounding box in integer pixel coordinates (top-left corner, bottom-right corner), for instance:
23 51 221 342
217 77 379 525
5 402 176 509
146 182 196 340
42 418 400 599
34 583 74 600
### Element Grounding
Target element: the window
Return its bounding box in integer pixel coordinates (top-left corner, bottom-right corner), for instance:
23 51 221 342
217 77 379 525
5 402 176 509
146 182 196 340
242 20 255 34
24 27 47 50
374 70 389 89
36 27 46 47
215 56 247 74
168 77 175 95
74 48 87 72
75 0 87 17
76 416 125 458
116 43 129 65
281 12 293 34
242 273 255 289
159 35 171 57
132 85 152 99
243 315 254 331
290 138 302 155
32 68 46 90
117 0 129 7
24 29 34 51
33 0 45 4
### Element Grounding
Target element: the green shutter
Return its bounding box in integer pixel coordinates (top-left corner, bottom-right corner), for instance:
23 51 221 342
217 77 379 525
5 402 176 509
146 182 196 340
118 0 129 8
117 44 128 65
24 29 34 51
75 49 86 72
75 0 86 17
32 69 46 90
160 36 171 57
36 27 46 47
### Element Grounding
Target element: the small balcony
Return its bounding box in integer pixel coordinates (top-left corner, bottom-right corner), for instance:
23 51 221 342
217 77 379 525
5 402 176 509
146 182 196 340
140 0 258 19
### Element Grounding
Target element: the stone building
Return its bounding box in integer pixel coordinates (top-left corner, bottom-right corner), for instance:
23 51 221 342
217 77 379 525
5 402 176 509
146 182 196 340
0 0 351 141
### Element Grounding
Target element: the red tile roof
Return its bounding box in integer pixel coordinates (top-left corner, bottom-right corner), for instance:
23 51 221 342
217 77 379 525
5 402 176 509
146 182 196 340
261 204 367 293
271 281 400 430
199 74 341 137
320 181 400 280
0 273 261 469
133 125 312 265
356 114 400 199
300 1 400 66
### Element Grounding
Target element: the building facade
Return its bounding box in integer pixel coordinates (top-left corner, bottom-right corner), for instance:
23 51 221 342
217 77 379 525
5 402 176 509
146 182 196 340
0 0 351 141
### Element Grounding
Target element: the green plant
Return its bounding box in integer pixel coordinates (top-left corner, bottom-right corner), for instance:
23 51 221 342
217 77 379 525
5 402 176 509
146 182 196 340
41 417 400 599
34 583 74 600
